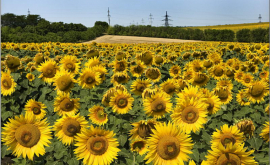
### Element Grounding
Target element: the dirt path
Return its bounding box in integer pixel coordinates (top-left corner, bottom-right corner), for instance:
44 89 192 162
83 35 202 44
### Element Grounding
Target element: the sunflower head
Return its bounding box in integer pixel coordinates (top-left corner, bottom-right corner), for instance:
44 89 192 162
53 70 76 93
214 87 232 105
130 61 146 77
192 72 209 87
160 79 179 96
88 105 108 126
54 92 80 116
145 68 161 82
1 71 17 96
138 51 153 66
111 72 130 85
109 90 134 114
131 79 151 95
203 59 213 68
182 52 191 60
34 53 45 65
235 118 255 139
60 55 80 74
5 54 21 72
38 59 59 83
130 139 148 155
260 121 269 142
246 80 269 103
113 60 128 72
153 55 165 66
85 49 99 59
79 68 101 89
115 51 127 60
169 65 181 77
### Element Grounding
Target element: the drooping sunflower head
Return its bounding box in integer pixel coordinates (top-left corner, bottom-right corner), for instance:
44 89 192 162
5 54 21 72
130 139 148 155
214 87 233 105
235 118 255 139
153 55 165 67
131 79 151 95
246 80 269 103
137 51 153 66
1 71 17 96
37 59 59 83
224 67 235 79
171 97 208 134
192 72 209 87
24 99 47 120
130 60 147 77
112 59 128 72
115 51 127 61
53 70 76 94
59 55 80 74
144 122 194 165
211 124 244 148
182 52 191 60
88 105 108 126
203 92 222 115
210 64 226 80
191 59 205 72
74 126 120 165
54 92 80 116
145 67 161 83
85 49 99 59
183 70 194 82
1 113 52 160
79 68 101 89
234 71 244 82
160 79 179 96
102 88 116 107
142 87 158 100
169 65 181 77
143 92 172 119
203 59 213 69
216 79 233 91
236 89 250 106
129 119 157 140
54 113 88 145
109 90 134 114
111 72 130 85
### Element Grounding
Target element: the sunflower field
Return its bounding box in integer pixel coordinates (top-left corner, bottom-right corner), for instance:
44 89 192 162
1 41 269 165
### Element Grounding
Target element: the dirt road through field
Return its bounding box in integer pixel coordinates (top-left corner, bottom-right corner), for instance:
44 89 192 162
83 35 202 44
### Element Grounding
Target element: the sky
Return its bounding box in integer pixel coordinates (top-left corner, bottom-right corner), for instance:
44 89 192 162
1 0 269 27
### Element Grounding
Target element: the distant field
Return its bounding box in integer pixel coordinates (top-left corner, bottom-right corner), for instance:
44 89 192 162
186 22 269 32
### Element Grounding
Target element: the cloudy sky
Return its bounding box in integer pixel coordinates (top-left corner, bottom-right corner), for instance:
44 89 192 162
1 0 269 27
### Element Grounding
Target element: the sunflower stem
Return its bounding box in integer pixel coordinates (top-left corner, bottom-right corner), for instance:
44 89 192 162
70 144 74 158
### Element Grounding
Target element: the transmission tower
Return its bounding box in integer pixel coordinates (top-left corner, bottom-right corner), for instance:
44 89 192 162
258 14 262 23
149 13 154 26
108 7 111 26
141 19 144 25
28 9 30 15
162 11 172 27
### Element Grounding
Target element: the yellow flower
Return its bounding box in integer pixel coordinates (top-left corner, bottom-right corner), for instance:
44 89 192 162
1 113 52 160
111 72 130 85
53 70 76 94
144 122 193 165
130 79 151 95
5 54 21 72
129 119 157 140
169 65 181 77
130 139 149 155
53 113 88 145
159 79 179 96
109 90 134 114
236 89 250 106
260 121 269 142
245 80 269 104
214 87 233 105
145 67 161 83
59 55 80 74
74 125 120 165
26 73 35 81
54 92 80 116
1 71 16 96
88 105 108 126
37 59 59 83
191 72 209 87
25 99 47 120
130 61 146 77
79 68 101 89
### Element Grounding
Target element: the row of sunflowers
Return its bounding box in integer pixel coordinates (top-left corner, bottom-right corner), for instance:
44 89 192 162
1 41 269 165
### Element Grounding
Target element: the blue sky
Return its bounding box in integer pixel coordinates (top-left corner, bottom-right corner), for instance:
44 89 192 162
1 0 269 27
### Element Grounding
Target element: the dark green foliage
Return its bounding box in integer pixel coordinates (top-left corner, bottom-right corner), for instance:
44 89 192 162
250 28 269 43
236 29 251 42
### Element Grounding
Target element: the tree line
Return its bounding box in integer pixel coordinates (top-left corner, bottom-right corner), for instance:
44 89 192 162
1 13 109 43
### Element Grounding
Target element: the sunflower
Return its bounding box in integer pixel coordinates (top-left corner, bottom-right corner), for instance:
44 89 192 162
112 59 128 72
54 92 80 116
88 105 108 126
84 56 101 68
234 71 245 82
171 97 208 134
214 87 233 105
240 73 254 87
59 55 80 74
153 55 165 67
143 92 172 119
259 70 269 80
74 125 120 165
235 119 255 139
130 139 149 155
211 124 244 148
159 79 179 96
26 73 35 82
79 68 101 89
102 88 116 107
1 71 17 96
24 99 47 120
137 51 154 66
53 113 88 146
216 79 233 91
203 91 222 115
111 72 130 85
190 59 205 72
176 85 204 105
175 78 188 92
205 143 257 165
203 59 213 69
245 80 269 104
37 59 59 83
145 67 161 83
53 70 76 94
115 51 128 61
189 160 196 165
192 72 209 87
265 105 269 115
182 70 194 82
129 119 157 140
142 87 159 100
260 121 269 142
169 65 181 77
33 53 45 65
144 122 193 165
85 49 100 59
130 61 147 77
92 65 108 82
130 79 151 95
209 64 226 80
109 90 134 114
1 113 52 160
235 89 250 106
5 54 21 72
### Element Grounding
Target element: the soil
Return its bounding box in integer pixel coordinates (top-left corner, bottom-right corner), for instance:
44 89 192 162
83 35 203 44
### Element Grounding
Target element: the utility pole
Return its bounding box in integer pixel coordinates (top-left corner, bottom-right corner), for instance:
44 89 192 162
258 14 262 23
141 19 144 25
28 9 30 15
108 7 111 26
162 11 172 27
149 13 153 26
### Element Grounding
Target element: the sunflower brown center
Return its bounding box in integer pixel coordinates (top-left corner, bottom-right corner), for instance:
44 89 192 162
172 68 179 74
114 75 127 83
57 75 73 91
185 73 193 80
87 136 108 155
62 119 81 137
220 134 236 146
164 84 175 94
151 98 166 112
43 64 56 78
85 76 95 84
206 99 214 112
216 153 241 165
157 136 180 160
146 69 160 80
226 70 234 77
244 78 251 83
250 84 264 97
15 124 41 148
116 97 128 108
136 83 146 93
139 122 156 138
214 68 224 77
194 65 202 72
60 98 75 111
182 106 199 124
133 141 145 152
2 79 11 89
216 89 229 100
31 104 41 115
66 63 75 71
194 74 206 84
134 65 143 73
96 109 106 120
115 62 126 71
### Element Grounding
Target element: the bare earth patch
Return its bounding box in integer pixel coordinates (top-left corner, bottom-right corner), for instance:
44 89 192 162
83 35 202 44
